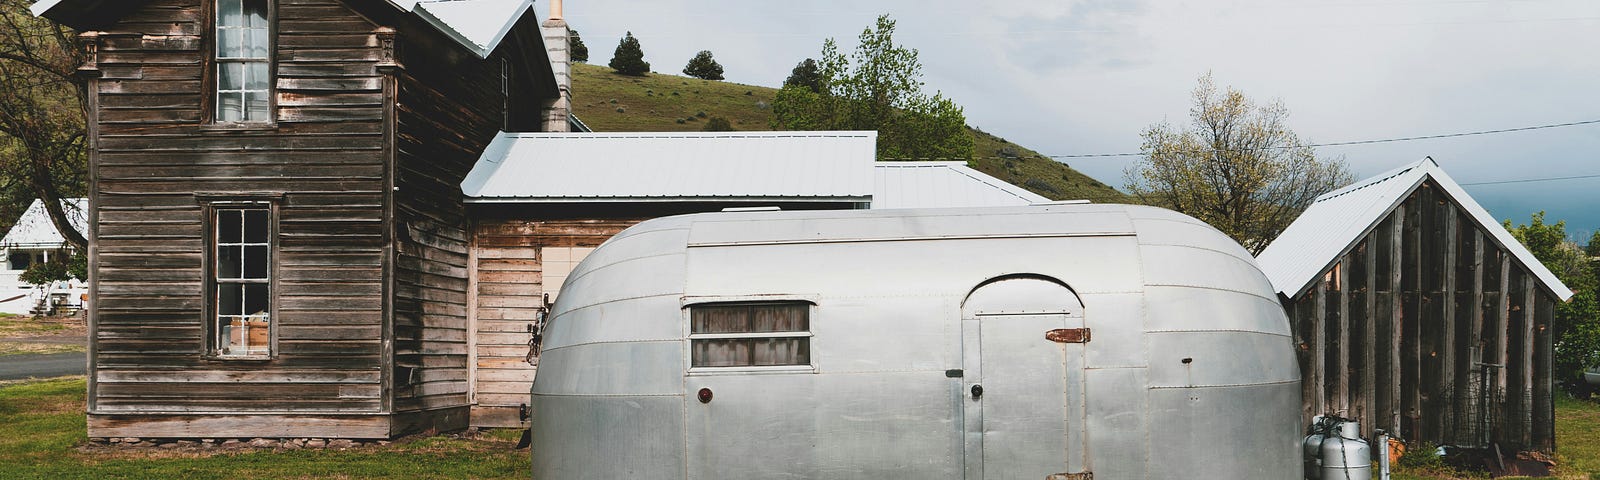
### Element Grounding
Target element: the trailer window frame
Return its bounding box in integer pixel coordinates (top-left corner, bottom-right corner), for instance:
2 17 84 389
686 301 814 373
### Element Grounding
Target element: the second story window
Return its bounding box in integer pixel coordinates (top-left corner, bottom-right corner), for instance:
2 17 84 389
215 0 271 123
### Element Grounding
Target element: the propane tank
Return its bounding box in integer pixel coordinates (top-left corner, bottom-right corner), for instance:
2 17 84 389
1319 420 1372 480
1303 415 1328 480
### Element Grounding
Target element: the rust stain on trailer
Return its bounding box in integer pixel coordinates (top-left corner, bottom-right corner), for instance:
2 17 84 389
1046 328 1090 343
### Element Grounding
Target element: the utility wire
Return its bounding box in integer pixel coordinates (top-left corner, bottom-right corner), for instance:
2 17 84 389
881 118 1600 162
1459 173 1600 186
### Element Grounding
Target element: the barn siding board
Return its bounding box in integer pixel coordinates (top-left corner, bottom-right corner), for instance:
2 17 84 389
1282 180 1558 452
466 218 641 427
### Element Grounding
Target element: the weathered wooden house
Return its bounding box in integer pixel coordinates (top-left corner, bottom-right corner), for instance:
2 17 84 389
36 0 572 439
36 0 1057 439
1256 158 1573 452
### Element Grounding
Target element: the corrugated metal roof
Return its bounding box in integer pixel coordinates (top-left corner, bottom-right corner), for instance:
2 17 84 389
1256 158 1573 301
871 161 1049 209
461 131 877 202
2 198 86 248
409 0 534 58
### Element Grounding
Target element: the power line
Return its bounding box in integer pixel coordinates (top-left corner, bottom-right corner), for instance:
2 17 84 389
1459 173 1600 186
1034 118 1600 160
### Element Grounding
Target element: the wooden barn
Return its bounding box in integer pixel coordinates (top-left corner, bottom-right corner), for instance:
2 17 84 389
1256 158 1573 452
36 0 571 439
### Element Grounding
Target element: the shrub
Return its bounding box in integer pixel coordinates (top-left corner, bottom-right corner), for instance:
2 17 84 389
569 29 589 62
702 117 734 132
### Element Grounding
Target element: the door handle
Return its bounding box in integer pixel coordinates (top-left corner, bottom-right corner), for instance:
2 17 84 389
970 384 983 399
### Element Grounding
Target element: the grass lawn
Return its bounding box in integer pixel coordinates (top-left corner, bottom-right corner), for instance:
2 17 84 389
1389 395 1600 479
1 377 529 479
0 314 67 337
0 314 86 356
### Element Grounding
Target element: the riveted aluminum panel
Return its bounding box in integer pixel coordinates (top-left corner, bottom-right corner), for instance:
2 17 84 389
1131 216 1255 265
531 394 685 480
1147 381 1302 479
1080 293 1146 369
569 224 692 278
1139 244 1277 303
808 296 962 373
684 371 963 479
554 253 686 318
1143 286 1292 336
686 208 1134 246
542 294 683 349
684 236 1144 299
1085 367 1150 479
531 341 682 396
1146 331 1299 388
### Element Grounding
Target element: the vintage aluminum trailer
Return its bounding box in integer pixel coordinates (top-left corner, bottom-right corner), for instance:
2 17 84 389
530 204 1302 478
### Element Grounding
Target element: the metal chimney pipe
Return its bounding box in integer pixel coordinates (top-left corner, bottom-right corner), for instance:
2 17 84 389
550 0 562 20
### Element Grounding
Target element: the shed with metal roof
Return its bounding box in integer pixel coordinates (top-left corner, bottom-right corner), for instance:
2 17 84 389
1256 157 1569 453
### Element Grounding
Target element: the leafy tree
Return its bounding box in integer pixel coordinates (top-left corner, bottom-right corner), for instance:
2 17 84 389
1124 73 1353 253
702 116 733 132
784 58 824 93
1505 212 1600 390
0 0 88 250
607 31 649 76
18 250 81 285
568 28 588 63
1587 230 1600 257
682 50 724 80
771 15 973 160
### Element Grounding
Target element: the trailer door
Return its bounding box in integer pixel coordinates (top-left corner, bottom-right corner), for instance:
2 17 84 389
962 276 1087 480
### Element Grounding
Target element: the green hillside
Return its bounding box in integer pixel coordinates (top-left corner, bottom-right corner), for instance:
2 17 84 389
568 63 1127 203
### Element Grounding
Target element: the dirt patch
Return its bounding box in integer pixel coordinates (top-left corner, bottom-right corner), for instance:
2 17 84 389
0 315 85 355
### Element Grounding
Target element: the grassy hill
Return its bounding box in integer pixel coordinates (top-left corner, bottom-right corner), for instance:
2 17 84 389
568 63 1127 203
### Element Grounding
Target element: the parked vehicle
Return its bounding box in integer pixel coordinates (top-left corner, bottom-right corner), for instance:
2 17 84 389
529 204 1303 479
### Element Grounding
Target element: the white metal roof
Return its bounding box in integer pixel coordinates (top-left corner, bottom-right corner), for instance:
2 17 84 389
1 198 87 249
461 131 877 203
1256 158 1573 301
871 161 1049 209
32 0 534 59
408 0 534 58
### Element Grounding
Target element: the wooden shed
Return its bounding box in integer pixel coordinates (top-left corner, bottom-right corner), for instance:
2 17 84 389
37 0 567 439
1257 158 1573 452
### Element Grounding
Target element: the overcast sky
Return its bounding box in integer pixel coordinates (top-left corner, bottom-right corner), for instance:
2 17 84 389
564 0 1600 240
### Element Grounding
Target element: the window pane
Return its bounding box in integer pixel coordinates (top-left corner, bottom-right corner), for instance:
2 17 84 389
217 246 242 279
692 339 750 368
218 0 242 28
750 304 807 332
218 62 243 90
244 0 268 28
9 252 31 270
218 284 243 316
244 246 268 279
691 306 748 334
218 210 242 243
244 62 269 90
243 209 268 243
246 27 269 59
244 283 268 315
217 27 242 58
752 338 808 366
244 91 270 122
217 92 242 122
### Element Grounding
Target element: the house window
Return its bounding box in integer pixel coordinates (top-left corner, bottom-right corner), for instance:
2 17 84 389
8 252 31 271
689 303 810 368
211 207 273 358
215 0 271 123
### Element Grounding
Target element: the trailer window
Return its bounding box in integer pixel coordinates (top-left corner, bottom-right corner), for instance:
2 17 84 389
690 303 809 367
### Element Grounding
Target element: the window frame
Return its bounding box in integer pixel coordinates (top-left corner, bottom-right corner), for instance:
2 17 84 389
204 0 277 128
685 301 816 374
200 199 279 360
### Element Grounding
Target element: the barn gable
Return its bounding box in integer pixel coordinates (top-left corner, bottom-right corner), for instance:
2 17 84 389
1256 157 1569 452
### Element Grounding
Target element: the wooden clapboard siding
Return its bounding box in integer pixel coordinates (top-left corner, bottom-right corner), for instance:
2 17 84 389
467 219 642 427
1284 180 1558 452
88 0 389 438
